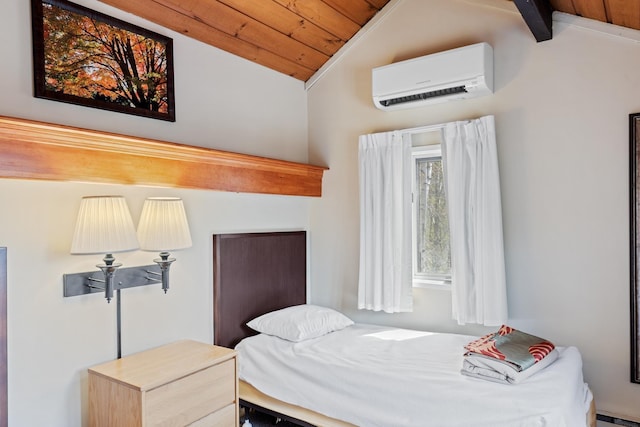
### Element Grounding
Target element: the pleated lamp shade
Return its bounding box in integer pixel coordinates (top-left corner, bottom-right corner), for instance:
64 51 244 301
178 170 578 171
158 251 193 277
137 197 192 251
70 196 139 255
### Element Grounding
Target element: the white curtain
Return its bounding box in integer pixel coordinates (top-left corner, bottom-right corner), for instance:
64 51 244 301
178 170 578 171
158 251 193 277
358 131 413 313
441 115 507 326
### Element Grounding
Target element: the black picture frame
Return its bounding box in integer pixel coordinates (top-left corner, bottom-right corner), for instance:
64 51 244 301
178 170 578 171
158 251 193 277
30 0 175 121
630 112 640 383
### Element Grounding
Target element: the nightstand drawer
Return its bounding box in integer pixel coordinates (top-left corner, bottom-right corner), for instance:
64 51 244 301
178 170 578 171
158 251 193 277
146 359 236 425
189 404 236 427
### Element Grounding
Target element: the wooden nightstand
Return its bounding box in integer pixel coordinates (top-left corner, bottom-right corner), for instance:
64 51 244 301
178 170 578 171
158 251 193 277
88 340 238 427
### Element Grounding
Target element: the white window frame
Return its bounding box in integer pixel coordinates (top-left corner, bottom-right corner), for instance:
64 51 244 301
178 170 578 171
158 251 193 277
411 144 452 290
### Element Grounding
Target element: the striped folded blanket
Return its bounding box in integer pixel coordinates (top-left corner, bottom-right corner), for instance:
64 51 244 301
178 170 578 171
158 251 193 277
461 325 558 384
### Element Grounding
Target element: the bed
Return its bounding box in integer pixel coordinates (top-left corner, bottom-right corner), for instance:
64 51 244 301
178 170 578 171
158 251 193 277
213 232 596 427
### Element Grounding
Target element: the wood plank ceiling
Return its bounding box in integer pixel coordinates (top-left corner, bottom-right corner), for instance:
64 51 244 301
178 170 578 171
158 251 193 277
97 0 640 82
514 0 640 42
99 0 391 82
551 0 640 30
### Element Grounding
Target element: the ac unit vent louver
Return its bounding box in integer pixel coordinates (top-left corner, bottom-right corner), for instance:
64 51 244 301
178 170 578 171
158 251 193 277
378 86 467 107
372 43 493 111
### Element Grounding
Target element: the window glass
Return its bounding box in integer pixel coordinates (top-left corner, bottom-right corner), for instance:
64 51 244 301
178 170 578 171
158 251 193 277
412 145 451 287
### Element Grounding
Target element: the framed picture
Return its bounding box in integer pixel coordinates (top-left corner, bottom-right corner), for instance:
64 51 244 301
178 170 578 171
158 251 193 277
630 112 640 383
30 0 175 121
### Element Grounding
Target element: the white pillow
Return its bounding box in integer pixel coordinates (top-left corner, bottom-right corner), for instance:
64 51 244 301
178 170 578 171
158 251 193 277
246 304 354 342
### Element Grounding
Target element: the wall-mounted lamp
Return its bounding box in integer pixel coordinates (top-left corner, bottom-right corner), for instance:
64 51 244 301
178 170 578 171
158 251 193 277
63 195 191 359
69 196 139 303
137 197 192 293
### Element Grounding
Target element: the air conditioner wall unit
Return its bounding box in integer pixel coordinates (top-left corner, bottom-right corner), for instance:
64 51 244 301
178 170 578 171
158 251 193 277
372 42 493 111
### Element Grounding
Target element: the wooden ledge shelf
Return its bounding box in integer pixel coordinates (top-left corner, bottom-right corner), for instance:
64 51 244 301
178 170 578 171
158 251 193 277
0 116 327 196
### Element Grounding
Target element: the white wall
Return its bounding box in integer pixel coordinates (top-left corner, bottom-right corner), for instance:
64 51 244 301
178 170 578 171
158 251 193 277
0 0 309 426
5 0 640 423
307 0 640 420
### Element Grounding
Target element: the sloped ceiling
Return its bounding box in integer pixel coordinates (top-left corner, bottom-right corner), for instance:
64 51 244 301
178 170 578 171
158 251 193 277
99 0 391 82
552 0 640 29
515 0 640 42
98 0 640 82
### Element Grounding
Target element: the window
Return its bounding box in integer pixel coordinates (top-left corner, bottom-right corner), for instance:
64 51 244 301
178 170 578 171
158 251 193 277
411 144 451 288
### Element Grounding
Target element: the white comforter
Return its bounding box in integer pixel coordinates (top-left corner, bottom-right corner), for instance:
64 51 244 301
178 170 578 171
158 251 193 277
236 324 592 427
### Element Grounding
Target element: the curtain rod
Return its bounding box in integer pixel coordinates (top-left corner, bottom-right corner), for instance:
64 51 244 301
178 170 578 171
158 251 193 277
399 123 446 135
399 115 482 135
363 123 445 137
377 116 483 137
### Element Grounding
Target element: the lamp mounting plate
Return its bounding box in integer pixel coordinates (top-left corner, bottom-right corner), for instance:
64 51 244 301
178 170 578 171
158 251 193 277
63 264 162 298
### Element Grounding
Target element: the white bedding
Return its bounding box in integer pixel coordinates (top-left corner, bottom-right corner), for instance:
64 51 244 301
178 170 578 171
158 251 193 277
236 323 592 427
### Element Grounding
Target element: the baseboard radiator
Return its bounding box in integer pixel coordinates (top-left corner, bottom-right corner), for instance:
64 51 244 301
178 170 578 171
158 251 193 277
597 413 640 427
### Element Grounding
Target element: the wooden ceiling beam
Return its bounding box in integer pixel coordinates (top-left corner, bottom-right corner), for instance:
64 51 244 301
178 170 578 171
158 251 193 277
513 0 553 42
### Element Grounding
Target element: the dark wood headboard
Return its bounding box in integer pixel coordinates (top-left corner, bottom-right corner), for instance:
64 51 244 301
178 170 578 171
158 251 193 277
213 231 307 349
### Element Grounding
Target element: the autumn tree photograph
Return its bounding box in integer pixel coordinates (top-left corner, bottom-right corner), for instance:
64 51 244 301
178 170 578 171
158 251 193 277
31 0 175 121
